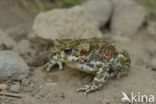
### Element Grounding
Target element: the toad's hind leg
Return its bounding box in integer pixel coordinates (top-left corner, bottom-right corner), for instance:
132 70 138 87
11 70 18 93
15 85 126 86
77 65 110 96
111 50 131 78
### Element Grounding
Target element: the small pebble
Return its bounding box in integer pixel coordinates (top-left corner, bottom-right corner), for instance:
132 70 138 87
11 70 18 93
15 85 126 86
0 84 8 90
22 78 30 87
10 83 20 93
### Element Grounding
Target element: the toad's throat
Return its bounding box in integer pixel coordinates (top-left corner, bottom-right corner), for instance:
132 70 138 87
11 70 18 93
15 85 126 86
65 61 97 75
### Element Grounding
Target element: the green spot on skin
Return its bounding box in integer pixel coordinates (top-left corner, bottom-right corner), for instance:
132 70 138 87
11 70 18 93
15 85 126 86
96 72 104 79
63 56 67 60
51 53 55 57
127 58 131 64
93 81 101 86
57 51 61 55
80 50 88 55
57 55 61 59
96 64 102 69
88 85 92 89
72 52 78 57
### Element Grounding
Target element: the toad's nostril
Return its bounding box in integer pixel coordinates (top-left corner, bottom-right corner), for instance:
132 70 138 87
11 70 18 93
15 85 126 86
64 48 72 54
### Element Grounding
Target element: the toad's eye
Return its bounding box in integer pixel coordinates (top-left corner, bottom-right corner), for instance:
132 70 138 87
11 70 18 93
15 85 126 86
64 48 72 54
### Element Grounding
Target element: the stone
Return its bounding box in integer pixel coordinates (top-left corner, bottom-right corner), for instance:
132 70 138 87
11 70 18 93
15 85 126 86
0 51 29 81
111 0 147 36
147 20 156 36
13 39 32 55
0 30 16 48
22 78 30 87
10 83 20 93
82 0 112 27
0 84 8 90
151 58 156 71
33 6 102 40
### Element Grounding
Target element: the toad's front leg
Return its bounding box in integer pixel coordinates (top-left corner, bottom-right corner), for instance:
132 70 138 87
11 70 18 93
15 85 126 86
44 59 63 71
77 66 110 96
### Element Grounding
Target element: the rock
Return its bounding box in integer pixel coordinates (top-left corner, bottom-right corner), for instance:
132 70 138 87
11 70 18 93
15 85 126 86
111 0 147 36
6 23 31 40
13 39 32 55
0 30 16 48
33 6 102 40
0 51 29 81
17 74 28 81
82 0 112 27
0 84 8 90
10 83 20 93
151 58 156 71
147 20 156 37
22 78 30 87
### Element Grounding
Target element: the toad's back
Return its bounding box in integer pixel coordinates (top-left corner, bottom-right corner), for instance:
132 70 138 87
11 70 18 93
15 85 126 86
55 38 118 58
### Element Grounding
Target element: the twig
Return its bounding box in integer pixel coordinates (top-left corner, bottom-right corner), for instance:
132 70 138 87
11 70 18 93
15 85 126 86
0 92 23 98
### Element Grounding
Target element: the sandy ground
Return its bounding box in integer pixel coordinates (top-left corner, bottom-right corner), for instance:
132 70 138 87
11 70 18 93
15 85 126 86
11 32 156 104
0 0 156 104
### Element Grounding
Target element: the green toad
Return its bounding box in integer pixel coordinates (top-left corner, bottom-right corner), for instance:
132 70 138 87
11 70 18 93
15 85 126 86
44 38 131 95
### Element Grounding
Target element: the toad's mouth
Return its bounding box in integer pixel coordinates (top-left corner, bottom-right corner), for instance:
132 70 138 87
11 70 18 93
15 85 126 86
52 55 79 62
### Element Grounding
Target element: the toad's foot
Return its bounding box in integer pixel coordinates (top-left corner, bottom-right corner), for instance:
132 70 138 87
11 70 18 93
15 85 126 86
77 68 110 96
44 59 63 71
77 85 101 96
